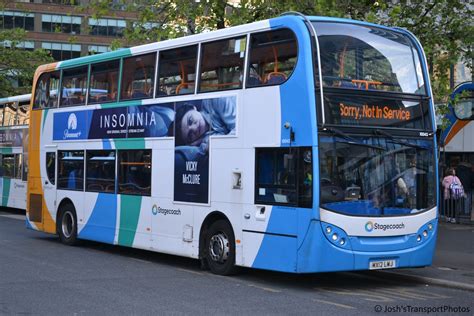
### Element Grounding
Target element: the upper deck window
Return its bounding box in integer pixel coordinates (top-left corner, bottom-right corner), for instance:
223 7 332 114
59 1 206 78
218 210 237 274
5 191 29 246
33 71 60 109
60 66 88 107
199 36 246 92
247 29 297 87
89 60 120 104
453 94 474 120
314 22 426 95
158 45 198 96
121 53 156 101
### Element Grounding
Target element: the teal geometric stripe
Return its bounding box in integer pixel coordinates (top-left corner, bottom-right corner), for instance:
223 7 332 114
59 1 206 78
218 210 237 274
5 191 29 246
118 194 142 247
2 178 10 207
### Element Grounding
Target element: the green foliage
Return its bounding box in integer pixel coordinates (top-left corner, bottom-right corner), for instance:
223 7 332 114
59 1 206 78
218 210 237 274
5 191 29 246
0 29 53 98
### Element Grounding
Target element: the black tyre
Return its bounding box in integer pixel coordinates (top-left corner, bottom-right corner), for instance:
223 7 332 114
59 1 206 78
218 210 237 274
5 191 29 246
58 204 78 246
205 219 237 275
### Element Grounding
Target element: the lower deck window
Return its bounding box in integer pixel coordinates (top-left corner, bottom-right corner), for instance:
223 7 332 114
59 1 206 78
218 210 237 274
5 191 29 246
118 150 151 196
58 151 84 190
255 147 312 208
86 150 115 193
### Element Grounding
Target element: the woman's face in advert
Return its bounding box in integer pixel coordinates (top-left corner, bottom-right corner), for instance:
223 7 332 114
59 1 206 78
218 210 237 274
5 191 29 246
181 109 207 145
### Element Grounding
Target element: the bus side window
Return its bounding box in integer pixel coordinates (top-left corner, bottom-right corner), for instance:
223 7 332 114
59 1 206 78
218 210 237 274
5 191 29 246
46 152 55 185
14 154 22 179
57 151 84 191
33 71 60 109
60 66 88 107
86 150 115 193
158 45 198 96
199 36 246 92
89 60 120 104
255 147 312 208
121 53 156 101
2 154 15 178
247 28 297 88
118 150 151 196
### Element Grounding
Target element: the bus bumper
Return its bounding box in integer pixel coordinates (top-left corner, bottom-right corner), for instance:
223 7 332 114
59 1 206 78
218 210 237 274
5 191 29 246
296 220 437 273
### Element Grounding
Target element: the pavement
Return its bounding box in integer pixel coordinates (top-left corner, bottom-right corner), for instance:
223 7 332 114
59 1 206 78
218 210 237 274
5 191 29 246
383 221 474 291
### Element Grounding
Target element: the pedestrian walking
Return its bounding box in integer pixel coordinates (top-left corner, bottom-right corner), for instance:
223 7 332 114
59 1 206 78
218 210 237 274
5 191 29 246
442 168 465 223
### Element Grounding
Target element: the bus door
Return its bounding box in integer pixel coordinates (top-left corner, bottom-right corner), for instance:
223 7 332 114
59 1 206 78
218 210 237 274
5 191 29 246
242 148 312 271
43 150 57 215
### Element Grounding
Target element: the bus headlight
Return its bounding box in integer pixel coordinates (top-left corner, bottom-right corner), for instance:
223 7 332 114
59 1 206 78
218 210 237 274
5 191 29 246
422 230 428 238
428 224 433 231
417 235 422 242
321 222 350 249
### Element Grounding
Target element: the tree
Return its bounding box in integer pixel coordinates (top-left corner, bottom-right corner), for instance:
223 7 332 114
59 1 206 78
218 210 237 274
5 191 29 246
0 28 53 98
87 0 472 105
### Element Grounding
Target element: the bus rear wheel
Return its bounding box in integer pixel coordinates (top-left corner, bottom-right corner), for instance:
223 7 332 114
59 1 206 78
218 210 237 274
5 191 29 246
205 220 237 275
58 204 78 246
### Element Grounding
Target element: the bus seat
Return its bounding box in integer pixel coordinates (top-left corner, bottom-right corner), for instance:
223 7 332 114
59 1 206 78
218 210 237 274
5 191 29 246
247 76 262 87
339 81 357 89
68 170 76 189
131 90 148 99
265 72 287 84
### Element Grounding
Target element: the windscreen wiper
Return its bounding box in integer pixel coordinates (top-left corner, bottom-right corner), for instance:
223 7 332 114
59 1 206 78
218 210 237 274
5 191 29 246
322 127 385 151
374 129 428 150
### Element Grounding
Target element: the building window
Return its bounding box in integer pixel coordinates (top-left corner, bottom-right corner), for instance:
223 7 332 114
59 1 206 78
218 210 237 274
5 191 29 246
121 53 156 100
58 151 84 191
199 36 246 92
86 151 115 193
118 150 151 196
88 45 110 55
247 29 297 87
60 66 88 106
89 18 126 37
46 152 56 185
42 42 81 61
41 0 79 5
33 71 60 109
1 40 34 51
158 45 198 96
42 14 81 34
0 11 34 31
89 60 120 104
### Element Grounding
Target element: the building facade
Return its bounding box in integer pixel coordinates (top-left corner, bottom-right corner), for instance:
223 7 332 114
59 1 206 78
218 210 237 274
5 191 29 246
1 0 138 60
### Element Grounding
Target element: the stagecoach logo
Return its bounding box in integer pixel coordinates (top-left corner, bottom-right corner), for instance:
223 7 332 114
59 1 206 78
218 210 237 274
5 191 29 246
365 221 405 232
365 221 374 232
63 113 81 140
151 204 181 216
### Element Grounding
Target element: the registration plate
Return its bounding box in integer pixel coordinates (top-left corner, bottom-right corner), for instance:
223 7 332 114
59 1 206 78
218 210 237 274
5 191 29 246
369 259 396 270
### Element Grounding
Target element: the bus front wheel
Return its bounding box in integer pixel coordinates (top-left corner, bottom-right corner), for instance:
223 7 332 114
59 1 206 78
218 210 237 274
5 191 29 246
205 220 237 275
58 204 78 246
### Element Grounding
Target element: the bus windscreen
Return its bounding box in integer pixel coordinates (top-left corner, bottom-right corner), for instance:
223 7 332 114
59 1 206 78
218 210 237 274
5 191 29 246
314 22 426 95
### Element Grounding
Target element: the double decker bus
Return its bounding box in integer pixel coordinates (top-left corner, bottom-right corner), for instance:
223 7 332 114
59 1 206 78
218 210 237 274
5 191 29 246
27 14 437 275
439 81 474 220
0 94 30 210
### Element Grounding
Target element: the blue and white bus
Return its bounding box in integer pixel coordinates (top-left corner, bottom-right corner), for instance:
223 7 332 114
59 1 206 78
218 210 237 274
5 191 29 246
27 14 438 275
0 93 30 210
